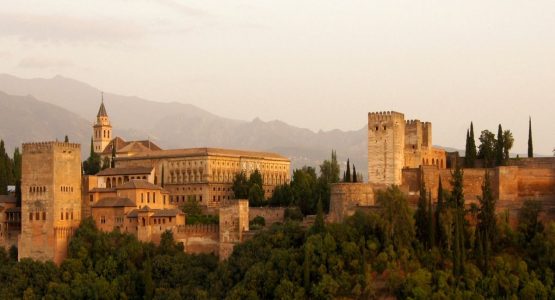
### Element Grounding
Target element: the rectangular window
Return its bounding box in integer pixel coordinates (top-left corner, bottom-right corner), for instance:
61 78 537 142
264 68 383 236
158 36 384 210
42 212 46 220
153 193 156 203
61 212 64 220
141 193 144 203
29 213 33 221
147 192 150 203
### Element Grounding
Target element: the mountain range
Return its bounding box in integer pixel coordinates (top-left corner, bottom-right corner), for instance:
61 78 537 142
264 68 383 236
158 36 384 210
0 74 370 173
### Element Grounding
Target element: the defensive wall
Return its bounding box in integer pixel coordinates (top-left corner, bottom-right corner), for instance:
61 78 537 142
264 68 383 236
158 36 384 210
332 161 555 222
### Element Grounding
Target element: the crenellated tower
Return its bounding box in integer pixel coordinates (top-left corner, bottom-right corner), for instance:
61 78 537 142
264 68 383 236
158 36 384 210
19 142 82 264
368 111 405 185
93 93 112 154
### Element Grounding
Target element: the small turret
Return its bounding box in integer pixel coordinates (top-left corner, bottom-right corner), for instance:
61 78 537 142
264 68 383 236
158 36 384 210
93 92 112 154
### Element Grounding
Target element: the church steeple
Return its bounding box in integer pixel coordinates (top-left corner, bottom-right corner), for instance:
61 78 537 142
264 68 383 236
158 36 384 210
97 92 108 118
93 92 112 154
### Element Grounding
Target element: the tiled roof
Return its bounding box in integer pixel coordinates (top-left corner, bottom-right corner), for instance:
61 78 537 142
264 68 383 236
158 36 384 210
0 195 16 203
117 147 289 161
153 209 183 217
97 167 153 176
92 197 136 208
101 138 162 155
116 180 164 191
126 208 183 218
97 101 108 117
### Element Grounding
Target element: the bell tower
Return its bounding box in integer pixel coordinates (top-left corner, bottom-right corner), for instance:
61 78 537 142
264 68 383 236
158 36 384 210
93 92 112 154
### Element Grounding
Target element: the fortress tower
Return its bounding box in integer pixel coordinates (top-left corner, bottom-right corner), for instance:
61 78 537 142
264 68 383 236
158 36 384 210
368 112 406 185
19 142 82 264
93 94 112 154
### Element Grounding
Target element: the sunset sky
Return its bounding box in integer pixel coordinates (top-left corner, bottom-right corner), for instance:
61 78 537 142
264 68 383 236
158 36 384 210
0 0 554 154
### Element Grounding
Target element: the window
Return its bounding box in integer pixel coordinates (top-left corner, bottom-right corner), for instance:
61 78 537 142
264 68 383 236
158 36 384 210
90 195 93 202
29 213 33 221
61 212 64 220
141 193 144 203
100 216 106 224
35 212 40 220
42 212 46 220
153 193 156 203
66 212 69 220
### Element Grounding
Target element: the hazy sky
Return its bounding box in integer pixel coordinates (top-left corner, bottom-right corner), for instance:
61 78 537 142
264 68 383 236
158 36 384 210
0 0 554 154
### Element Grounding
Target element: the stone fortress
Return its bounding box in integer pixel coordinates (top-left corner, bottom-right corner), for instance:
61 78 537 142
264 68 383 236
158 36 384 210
330 111 555 223
2 103 555 264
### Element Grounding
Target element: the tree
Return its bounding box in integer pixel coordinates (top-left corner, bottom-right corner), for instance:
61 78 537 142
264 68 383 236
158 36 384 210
435 176 445 248
352 165 357 183
528 117 533 158
232 172 249 199
503 130 514 162
415 181 429 248
518 200 544 243
110 144 116 168
376 186 415 250
478 130 496 168
248 184 264 207
451 164 466 277
0 140 8 194
310 198 325 235
83 138 101 175
248 169 263 188
465 122 477 168
495 124 504 166
101 157 110 170
345 159 351 183
64 135 69 143
476 171 496 274
427 191 435 249
319 150 340 184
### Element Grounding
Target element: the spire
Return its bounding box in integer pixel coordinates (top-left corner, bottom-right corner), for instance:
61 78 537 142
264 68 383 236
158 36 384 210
97 92 108 117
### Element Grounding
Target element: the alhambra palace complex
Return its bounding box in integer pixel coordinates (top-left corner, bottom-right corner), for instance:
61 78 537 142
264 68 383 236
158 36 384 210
1 102 554 264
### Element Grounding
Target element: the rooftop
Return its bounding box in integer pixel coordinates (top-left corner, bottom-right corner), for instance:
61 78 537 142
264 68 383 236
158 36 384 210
116 180 167 192
92 197 136 208
116 147 289 161
97 167 153 176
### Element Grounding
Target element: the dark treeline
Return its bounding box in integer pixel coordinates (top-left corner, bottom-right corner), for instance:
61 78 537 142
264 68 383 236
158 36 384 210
464 122 515 168
0 139 22 204
2 171 555 299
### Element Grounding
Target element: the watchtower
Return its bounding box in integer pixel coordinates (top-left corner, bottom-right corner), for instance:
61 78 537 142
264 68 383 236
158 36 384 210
19 142 82 264
367 111 405 185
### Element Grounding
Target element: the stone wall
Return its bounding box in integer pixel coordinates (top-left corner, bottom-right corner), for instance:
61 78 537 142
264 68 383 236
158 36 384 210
249 207 285 225
329 183 380 222
218 200 249 260
175 224 219 254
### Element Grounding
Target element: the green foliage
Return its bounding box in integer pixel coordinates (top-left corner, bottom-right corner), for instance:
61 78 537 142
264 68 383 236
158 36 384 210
477 171 497 274
284 207 304 221
495 124 505 166
344 158 351 183
233 170 266 206
376 185 415 250
478 129 496 168
181 199 218 224
464 122 477 168
415 181 430 248
503 130 514 162
83 138 101 175
250 216 266 230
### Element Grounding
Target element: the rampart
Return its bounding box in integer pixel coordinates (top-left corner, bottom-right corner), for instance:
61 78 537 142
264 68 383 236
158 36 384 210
249 207 285 225
175 224 219 254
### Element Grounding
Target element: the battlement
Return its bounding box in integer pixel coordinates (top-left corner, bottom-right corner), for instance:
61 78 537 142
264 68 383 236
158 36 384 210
405 119 421 125
23 142 81 152
177 224 219 234
368 111 405 122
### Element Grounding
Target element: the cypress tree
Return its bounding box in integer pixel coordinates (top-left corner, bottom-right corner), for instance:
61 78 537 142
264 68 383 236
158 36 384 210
464 129 471 167
415 181 429 247
451 164 466 277
352 165 357 183
64 135 69 143
435 176 444 248
466 122 477 167
477 170 496 274
528 117 533 158
428 191 435 249
345 159 351 183
111 143 116 168
495 124 504 166
0 140 8 194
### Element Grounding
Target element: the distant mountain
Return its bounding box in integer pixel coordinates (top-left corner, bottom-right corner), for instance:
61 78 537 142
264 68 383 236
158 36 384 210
0 74 368 172
0 91 90 151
